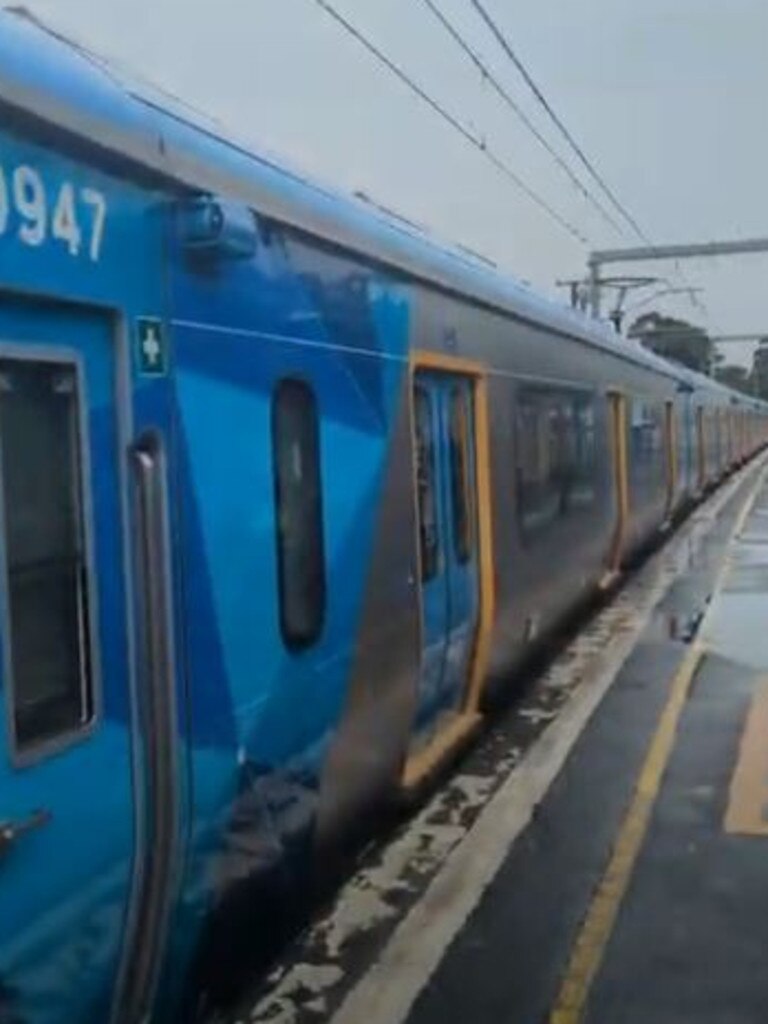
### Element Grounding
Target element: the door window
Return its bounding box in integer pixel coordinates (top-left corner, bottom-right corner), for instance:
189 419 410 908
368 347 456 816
0 359 94 751
414 385 439 581
627 397 666 493
448 385 474 564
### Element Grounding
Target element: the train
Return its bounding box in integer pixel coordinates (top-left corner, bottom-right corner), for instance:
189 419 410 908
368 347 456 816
0 9 766 1024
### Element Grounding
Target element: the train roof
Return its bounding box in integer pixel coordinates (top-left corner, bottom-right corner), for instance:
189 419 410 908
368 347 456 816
0 8 763 408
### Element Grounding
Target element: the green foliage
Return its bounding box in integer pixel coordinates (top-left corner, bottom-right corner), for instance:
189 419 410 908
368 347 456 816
629 312 714 374
752 338 768 400
629 315 768 400
715 363 752 395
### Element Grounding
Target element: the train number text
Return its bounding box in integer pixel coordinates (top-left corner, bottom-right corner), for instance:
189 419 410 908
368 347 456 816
0 162 107 262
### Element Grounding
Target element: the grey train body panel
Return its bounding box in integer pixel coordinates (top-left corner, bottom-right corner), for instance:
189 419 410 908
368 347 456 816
314 379 421 851
405 281 676 690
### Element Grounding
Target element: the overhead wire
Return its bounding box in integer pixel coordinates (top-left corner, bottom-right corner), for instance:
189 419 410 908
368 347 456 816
417 0 626 239
463 0 709 321
310 0 589 244
468 0 649 245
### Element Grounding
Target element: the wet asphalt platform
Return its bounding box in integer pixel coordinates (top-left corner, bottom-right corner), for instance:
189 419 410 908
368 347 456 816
235 454 768 1024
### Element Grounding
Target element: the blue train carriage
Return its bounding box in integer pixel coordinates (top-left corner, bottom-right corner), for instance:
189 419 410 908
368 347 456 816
0 19 539 1019
0 10 426 1023
0 17 599 1023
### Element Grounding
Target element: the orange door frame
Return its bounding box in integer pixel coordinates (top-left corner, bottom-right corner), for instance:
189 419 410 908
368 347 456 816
401 349 495 794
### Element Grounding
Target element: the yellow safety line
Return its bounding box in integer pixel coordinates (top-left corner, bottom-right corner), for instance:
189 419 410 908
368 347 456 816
724 679 768 836
549 469 762 1024
549 642 704 1024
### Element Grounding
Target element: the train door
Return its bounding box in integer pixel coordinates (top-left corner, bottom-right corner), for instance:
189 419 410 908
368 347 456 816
411 369 480 733
0 299 137 1024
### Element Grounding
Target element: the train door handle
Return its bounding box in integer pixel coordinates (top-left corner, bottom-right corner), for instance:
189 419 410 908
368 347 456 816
0 809 52 856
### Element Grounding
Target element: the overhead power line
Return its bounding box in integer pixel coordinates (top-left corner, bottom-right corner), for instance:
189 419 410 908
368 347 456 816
417 0 625 238
465 1 709 321
310 0 589 244
469 0 649 244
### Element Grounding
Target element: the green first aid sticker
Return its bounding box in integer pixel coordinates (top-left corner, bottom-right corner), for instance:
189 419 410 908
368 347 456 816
136 318 168 376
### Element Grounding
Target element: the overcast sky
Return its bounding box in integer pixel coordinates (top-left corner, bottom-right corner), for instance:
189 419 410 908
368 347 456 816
17 0 768 365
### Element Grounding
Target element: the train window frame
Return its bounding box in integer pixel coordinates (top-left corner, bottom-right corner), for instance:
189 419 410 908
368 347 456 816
271 377 327 651
0 351 101 763
514 382 598 543
448 384 475 565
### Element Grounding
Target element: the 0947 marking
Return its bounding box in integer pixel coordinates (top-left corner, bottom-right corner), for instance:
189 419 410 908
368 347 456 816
0 162 107 261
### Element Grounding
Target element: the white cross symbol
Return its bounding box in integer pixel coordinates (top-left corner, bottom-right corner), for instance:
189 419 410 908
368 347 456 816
142 325 162 367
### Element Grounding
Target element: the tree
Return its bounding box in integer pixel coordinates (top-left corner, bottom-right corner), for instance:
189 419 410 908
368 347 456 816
751 338 768 400
629 312 714 374
715 363 752 395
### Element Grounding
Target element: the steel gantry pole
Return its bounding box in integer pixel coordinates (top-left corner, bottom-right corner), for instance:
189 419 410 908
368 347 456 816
587 237 768 317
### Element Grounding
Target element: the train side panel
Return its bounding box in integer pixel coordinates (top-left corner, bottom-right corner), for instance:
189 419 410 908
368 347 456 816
165 220 416 1007
408 296 617 691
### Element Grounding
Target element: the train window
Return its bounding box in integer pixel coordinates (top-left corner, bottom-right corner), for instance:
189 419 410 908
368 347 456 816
628 400 664 456
413 385 439 581
448 386 474 564
272 379 326 650
515 386 597 540
572 395 597 507
627 399 666 491
0 360 94 750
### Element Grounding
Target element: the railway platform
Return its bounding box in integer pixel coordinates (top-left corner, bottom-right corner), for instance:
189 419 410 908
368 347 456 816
234 452 768 1024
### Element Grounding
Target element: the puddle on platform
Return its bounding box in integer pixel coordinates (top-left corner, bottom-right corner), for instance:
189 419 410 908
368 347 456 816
708 592 768 670
665 610 704 642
